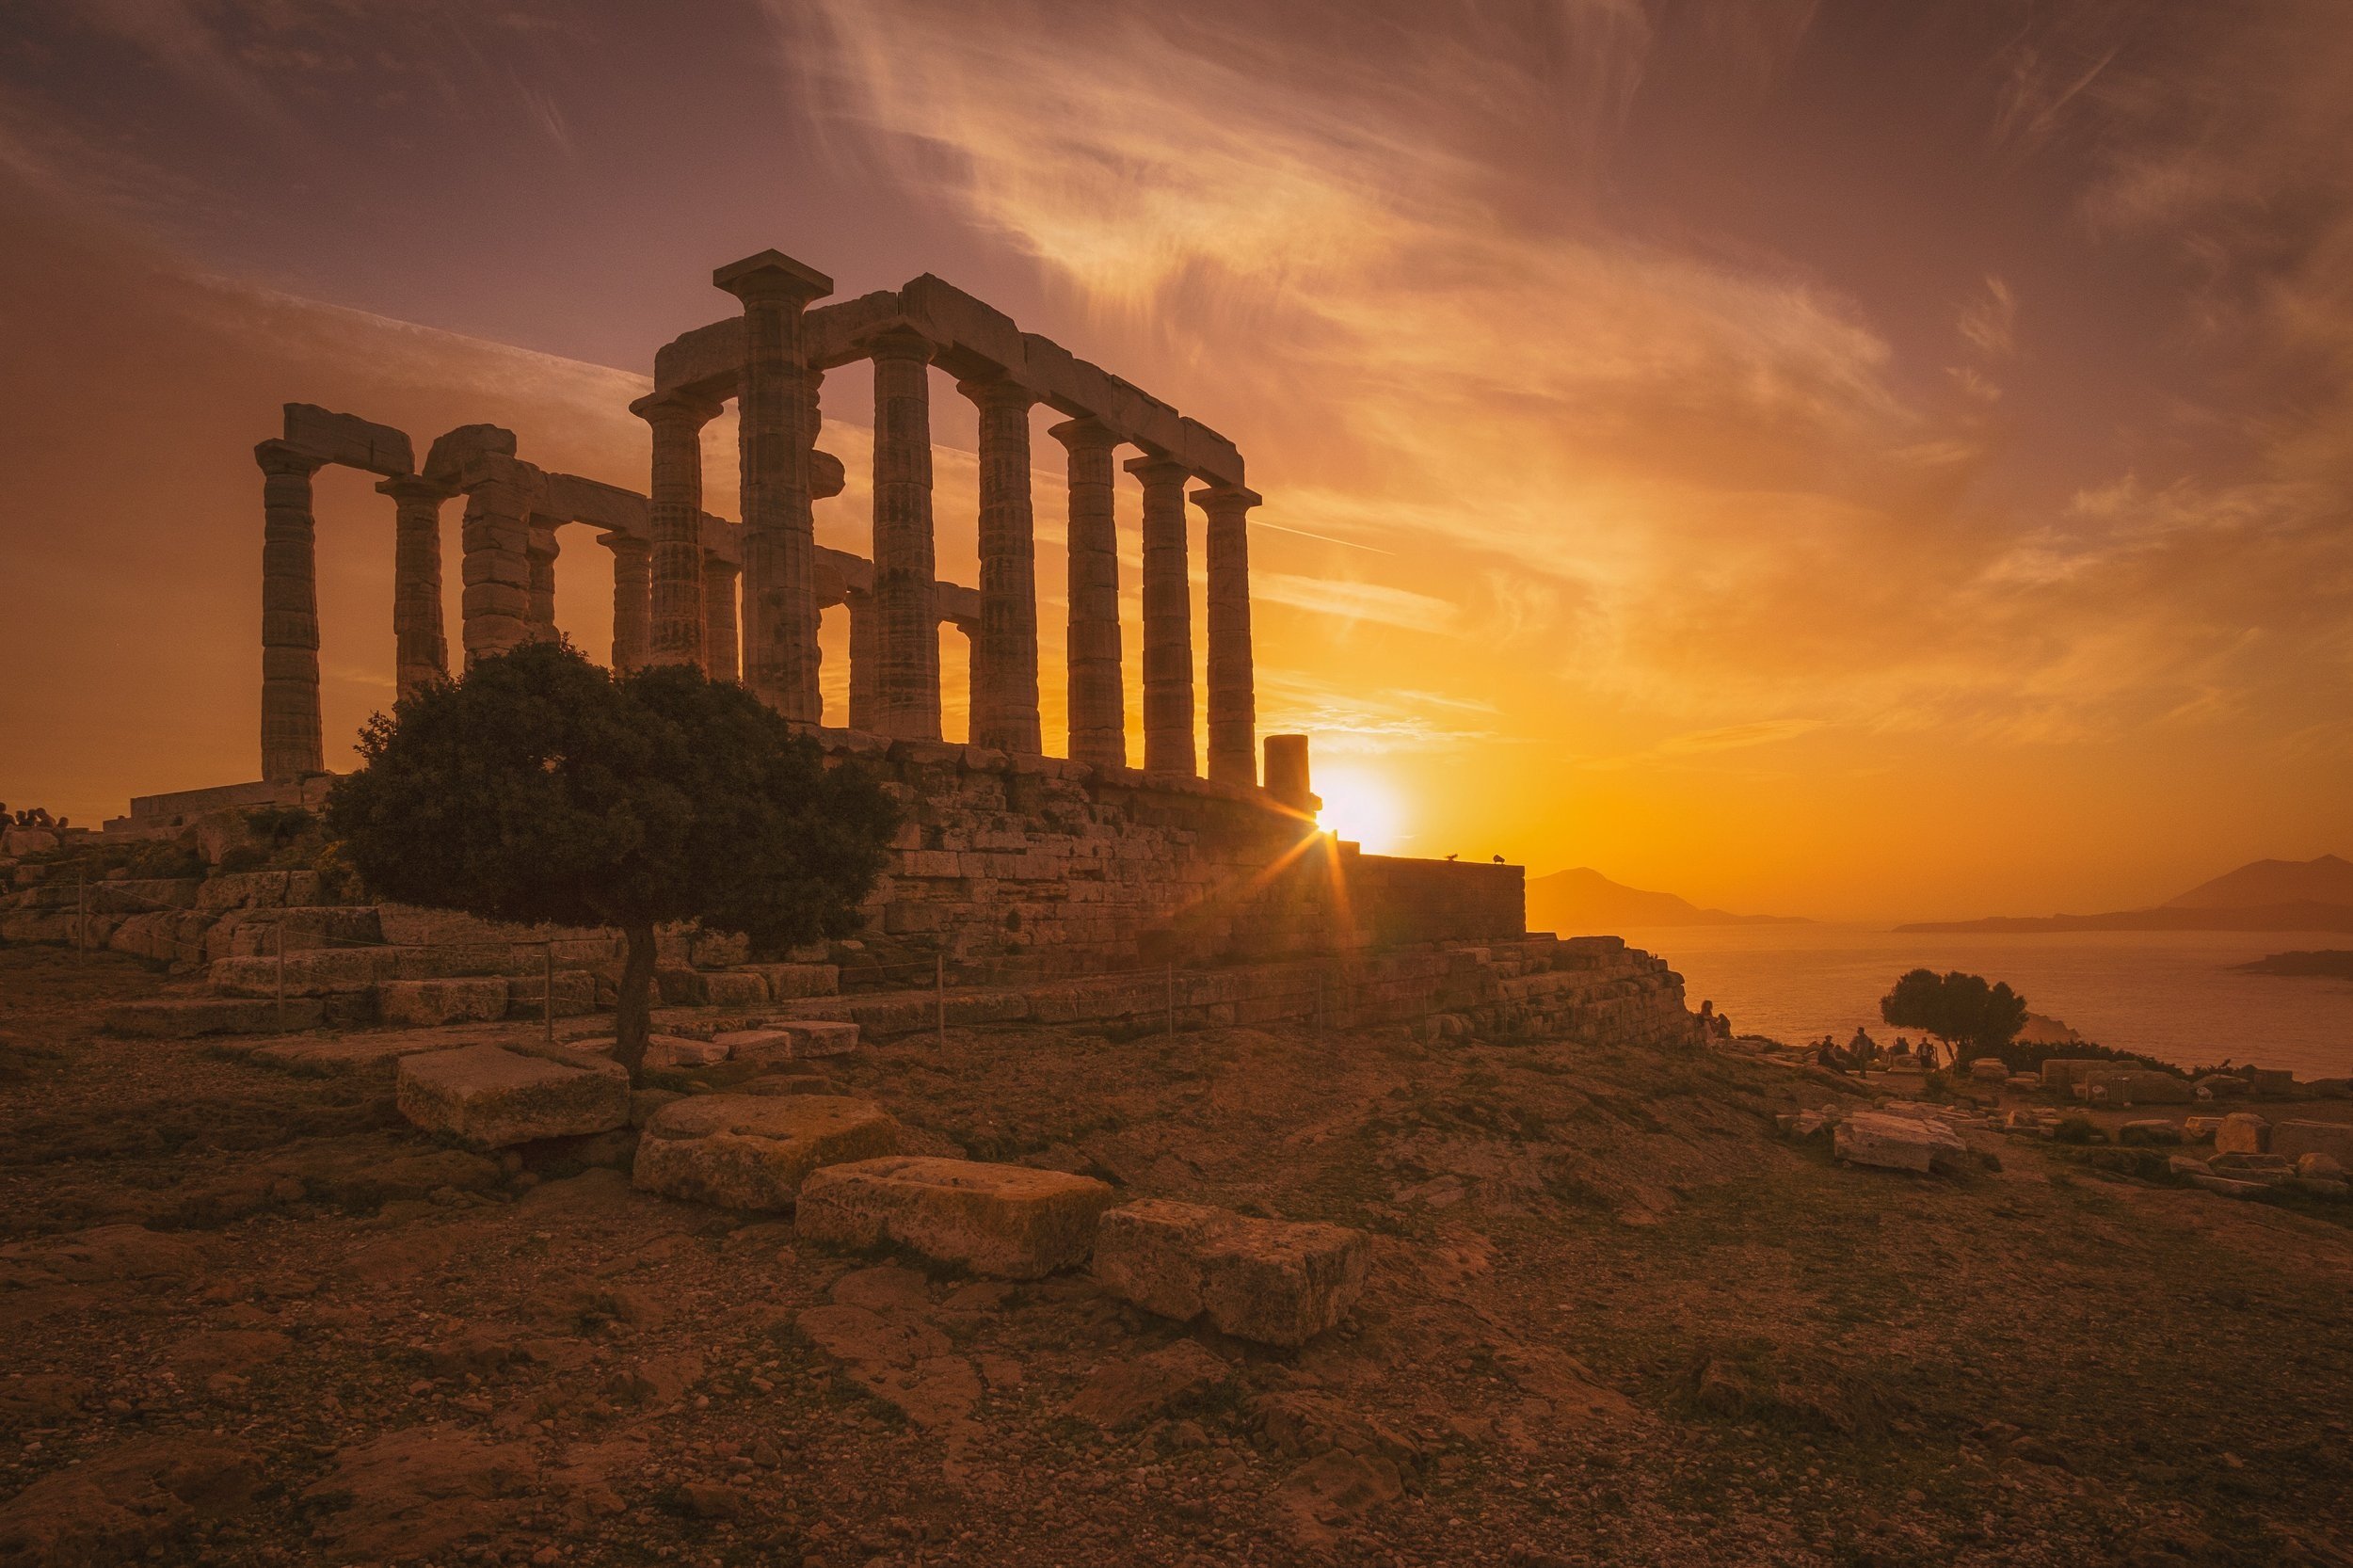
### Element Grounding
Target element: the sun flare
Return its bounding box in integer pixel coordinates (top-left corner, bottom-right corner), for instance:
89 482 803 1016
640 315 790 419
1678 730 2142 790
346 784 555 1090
1314 766 1406 854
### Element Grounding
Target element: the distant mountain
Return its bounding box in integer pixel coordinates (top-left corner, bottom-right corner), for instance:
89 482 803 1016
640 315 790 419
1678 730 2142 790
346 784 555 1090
1898 855 2353 934
1526 868 1808 932
2167 855 2353 910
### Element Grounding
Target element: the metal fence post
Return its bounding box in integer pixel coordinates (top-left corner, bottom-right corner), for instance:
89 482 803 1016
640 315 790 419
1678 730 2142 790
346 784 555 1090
544 939 556 1046
936 952 946 1048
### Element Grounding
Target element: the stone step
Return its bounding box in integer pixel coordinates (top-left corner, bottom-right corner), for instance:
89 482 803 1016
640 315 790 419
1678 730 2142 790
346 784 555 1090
632 1095 899 1211
797 1157 1117 1278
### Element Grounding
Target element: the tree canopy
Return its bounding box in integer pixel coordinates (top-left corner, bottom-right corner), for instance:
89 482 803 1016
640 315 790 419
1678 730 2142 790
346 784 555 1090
325 641 899 1072
1878 968 2029 1062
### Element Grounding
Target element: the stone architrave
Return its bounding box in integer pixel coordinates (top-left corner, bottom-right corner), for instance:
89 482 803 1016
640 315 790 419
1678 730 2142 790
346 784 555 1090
703 555 741 682
866 328 942 739
630 391 719 670
844 586 879 732
524 521 560 641
376 474 450 696
960 374 1043 754
1052 418 1124 768
1126 456 1196 776
602 532 651 673
457 469 535 667
256 440 326 781
1195 484 1260 788
715 249 834 722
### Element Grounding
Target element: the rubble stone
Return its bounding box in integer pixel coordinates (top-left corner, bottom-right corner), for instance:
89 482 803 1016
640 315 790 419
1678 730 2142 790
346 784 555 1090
1833 1112 1970 1174
394 1042 630 1149
632 1095 897 1211
2214 1112 2269 1156
714 1021 858 1064
1092 1199 1369 1347
797 1157 1116 1277
2270 1121 2353 1166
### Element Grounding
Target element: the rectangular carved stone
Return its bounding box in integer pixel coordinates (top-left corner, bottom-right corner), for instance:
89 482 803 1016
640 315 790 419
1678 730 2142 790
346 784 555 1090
1092 1199 1369 1347
395 1042 630 1149
797 1157 1116 1278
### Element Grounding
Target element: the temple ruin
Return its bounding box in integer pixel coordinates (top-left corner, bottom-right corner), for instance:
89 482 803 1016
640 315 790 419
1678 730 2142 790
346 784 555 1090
248 254 1262 794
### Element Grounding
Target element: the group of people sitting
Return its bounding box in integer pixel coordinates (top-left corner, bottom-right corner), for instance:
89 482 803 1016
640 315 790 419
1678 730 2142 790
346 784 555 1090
1813 1027 1942 1073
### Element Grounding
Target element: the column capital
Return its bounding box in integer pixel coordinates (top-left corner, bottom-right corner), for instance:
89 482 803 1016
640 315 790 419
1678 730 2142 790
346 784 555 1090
1190 484 1262 514
254 440 324 477
596 530 650 557
375 472 450 504
702 552 741 577
628 390 723 427
1048 416 1119 454
712 248 834 304
955 372 1037 412
1123 453 1193 485
859 325 937 365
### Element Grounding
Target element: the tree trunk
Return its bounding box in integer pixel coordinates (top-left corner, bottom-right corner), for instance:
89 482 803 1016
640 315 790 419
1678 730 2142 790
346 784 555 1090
614 922 657 1078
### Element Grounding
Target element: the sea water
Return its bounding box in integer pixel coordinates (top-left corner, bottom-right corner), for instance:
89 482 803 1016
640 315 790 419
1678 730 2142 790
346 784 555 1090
1620 923 2353 1080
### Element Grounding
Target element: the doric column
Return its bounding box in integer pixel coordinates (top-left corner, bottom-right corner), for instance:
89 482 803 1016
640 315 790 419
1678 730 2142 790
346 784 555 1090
960 374 1042 754
715 249 833 721
1126 456 1196 776
866 328 941 740
845 586 879 731
525 522 560 642
601 533 650 673
629 391 719 670
457 469 532 667
376 474 449 697
256 440 325 782
703 555 741 682
1194 484 1260 788
1051 418 1124 768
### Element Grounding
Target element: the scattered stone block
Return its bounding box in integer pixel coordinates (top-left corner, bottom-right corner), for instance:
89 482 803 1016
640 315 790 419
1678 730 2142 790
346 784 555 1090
714 1021 858 1064
2214 1112 2269 1156
1092 1199 1370 1347
797 1157 1117 1278
2167 1155 2213 1177
2269 1121 2353 1166
2195 1075 2252 1099
2119 1119 2183 1145
1833 1112 1969 1174
394 1042 630 1149
632 1096 898 1211
2296 1152 2348 1181
2183 1116 2227 1141
377 978 509 1029
2006 1074 2041 1091
1967 1058 2009 1081
2040 1058 2110 1092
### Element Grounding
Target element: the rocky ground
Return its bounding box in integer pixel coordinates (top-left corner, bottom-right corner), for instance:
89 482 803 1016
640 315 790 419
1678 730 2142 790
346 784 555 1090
3 944 2350 1568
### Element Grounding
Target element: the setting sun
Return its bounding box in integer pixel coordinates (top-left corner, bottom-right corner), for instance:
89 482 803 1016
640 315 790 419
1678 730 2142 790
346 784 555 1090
1315 764 1406 854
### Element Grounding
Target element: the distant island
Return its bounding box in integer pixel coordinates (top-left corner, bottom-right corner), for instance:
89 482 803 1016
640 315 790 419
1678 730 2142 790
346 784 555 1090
1899 854 2353 934
1527 867 1808 931
2235 950 2353 980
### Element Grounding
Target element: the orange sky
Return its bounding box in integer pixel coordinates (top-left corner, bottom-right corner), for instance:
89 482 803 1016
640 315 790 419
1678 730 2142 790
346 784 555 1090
2 1 2348 921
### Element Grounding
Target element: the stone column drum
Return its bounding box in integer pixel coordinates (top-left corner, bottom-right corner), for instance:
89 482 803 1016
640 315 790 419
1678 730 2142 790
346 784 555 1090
603 533 650 673
256 440 326 781
457 471 533 668
1127 456 1196 776
703 556 741 682
1053 419 1125 768
867 328 941 740
962 374 1042 754
845 586 879 732
630 391 718 670
377 473 450 697
1196 484 1259 788
715 249 834 722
